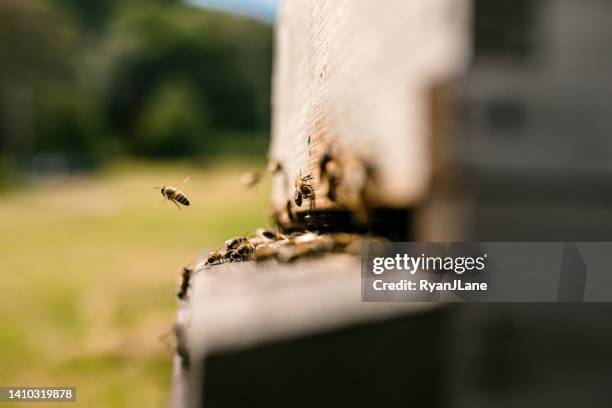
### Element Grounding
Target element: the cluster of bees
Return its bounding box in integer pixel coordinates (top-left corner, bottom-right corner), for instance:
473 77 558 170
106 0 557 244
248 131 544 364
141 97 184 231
179 230 378 300
268 148 376 229
204 229 365 266
205 235 257 265
172 150 378 301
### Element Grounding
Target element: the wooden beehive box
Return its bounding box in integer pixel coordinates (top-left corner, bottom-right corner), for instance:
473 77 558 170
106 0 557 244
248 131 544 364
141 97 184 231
269 0 471 229
171 1 473 407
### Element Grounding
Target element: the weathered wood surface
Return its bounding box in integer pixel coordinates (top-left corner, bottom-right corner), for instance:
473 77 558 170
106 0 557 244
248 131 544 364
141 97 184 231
171 255 443 408
172 256 612 408
270 0 471 211
187 254 435 356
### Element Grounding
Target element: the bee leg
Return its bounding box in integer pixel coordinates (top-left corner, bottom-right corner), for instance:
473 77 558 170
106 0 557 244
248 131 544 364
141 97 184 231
171 199 182 211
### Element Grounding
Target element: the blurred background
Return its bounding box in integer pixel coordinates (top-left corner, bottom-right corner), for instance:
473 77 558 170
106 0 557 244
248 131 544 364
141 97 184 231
0 0 274 176
453 0 612 241
0 0 275 406
2 0 612 406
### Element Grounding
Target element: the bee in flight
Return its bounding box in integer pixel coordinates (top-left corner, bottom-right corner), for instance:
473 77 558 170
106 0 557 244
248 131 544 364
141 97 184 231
155 177 191 210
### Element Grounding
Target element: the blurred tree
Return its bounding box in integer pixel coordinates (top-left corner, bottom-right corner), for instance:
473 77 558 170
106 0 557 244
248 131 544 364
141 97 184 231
51 0 120 31
135 80 207 157
51 0 182 32
101 2 272 157
0 0 76 168
0 0 273 176
0 0 74 73
33 85 102 163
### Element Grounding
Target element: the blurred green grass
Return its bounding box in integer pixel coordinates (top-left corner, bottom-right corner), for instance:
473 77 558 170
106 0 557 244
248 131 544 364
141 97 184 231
0 159 270 407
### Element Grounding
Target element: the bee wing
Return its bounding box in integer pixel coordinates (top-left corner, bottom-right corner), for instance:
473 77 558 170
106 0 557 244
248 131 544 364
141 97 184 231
167 176 191 189
179 176 191 187
156 198 169 209
158 330 176 350
240 172 261 189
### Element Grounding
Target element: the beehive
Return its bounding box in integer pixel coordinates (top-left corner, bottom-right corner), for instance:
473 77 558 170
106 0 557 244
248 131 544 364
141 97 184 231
269 0 471 218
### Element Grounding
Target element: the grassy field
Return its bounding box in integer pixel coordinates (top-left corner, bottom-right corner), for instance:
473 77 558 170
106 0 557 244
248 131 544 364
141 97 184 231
0 160 270 407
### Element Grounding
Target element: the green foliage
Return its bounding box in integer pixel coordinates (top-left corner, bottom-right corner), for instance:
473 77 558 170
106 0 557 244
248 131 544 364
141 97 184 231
134 80 207 157
0 0 273 171
101 2 272 135
33 84 105 164
0 154 13 190
51 0 119 31
0 0 75 77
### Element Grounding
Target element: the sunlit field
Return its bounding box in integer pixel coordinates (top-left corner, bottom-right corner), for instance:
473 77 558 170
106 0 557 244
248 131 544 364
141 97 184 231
0 160 270 407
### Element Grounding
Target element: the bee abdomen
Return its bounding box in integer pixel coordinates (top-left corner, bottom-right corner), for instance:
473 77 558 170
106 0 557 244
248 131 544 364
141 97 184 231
176 193 190 206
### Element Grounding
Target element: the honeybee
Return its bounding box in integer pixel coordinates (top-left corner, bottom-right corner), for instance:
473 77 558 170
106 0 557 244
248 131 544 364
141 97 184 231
157 329 177 352
277 242 317 263
177 266 193 299
255 244 278 262
267 160 283 174
240 171 262 189
225 236 248 250
155 177 191 210
312 235 336 252
219 236 255 262
288 231 316 245
205 249 225 266
224 245 252 262
294 190 303 207
174 323 190 368
294 172 314 207
234 241 255 261
256 228 286 241
340 156 375 223
285 200 296 223
319 151 341 202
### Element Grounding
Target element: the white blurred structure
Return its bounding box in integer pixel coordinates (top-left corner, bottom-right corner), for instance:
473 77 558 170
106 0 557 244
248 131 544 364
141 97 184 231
270 0 471 210
457 0 612 240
